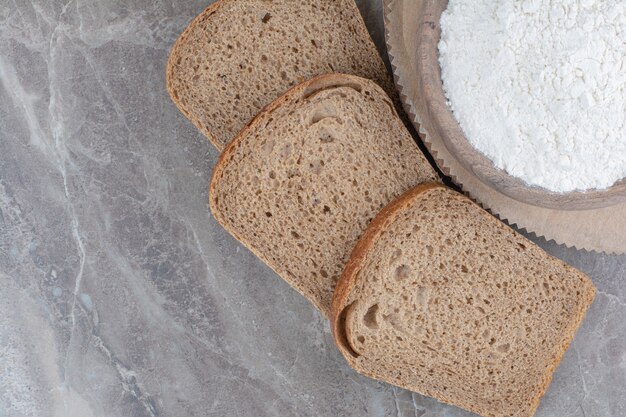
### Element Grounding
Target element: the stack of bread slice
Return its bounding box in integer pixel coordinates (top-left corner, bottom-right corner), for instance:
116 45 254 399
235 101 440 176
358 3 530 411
167 2 595 417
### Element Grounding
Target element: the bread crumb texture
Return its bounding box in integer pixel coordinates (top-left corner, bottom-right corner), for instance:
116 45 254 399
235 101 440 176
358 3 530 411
210 75 438 316
335 186 595 417
167 0 393 149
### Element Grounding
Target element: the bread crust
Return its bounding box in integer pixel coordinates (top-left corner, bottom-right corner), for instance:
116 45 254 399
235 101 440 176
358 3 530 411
166 0 393 151
330 183 596 417
166 0 225 149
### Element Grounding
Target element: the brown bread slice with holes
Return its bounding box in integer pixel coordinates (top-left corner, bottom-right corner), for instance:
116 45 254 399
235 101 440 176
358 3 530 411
332 183 595 417
166 0 395 150
209 74 439 316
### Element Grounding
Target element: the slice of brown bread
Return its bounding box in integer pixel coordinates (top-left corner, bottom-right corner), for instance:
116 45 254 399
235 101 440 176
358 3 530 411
209 74 439 316
166 0 396 150
332 184 595 417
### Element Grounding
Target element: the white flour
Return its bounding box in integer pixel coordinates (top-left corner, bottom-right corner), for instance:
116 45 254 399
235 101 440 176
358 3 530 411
438 0 626 192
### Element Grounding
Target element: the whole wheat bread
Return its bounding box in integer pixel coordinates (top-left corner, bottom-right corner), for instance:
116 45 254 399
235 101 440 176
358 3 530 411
167 0 395 150
332 184 595 417
209 74 439 316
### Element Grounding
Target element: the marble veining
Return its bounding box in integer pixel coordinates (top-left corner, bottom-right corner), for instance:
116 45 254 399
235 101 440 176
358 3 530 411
0 1 624 416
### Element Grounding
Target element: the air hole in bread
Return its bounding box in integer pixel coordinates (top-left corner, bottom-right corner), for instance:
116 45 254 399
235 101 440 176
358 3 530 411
416 287 429 307
308 161 322 175
261 139 275 155
363 304 379 329
389 248 402 265
395 265 410 281
306 109 342 127
497 343 510 353
543 282 550 295
382 313 403 331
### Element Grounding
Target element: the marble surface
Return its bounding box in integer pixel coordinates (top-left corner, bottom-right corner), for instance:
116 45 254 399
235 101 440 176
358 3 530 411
0 1 624 416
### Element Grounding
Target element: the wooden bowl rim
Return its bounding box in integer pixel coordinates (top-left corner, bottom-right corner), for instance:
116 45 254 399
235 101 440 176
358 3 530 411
415 0 626 210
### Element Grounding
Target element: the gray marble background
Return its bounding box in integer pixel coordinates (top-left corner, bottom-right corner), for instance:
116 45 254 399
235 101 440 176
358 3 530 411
0 1 623 416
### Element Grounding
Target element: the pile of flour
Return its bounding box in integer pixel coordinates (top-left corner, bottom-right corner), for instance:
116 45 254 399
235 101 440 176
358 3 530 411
438 0 626 192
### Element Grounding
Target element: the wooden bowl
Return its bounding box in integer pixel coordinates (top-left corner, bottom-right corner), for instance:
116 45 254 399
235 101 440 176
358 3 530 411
414 0 626 210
